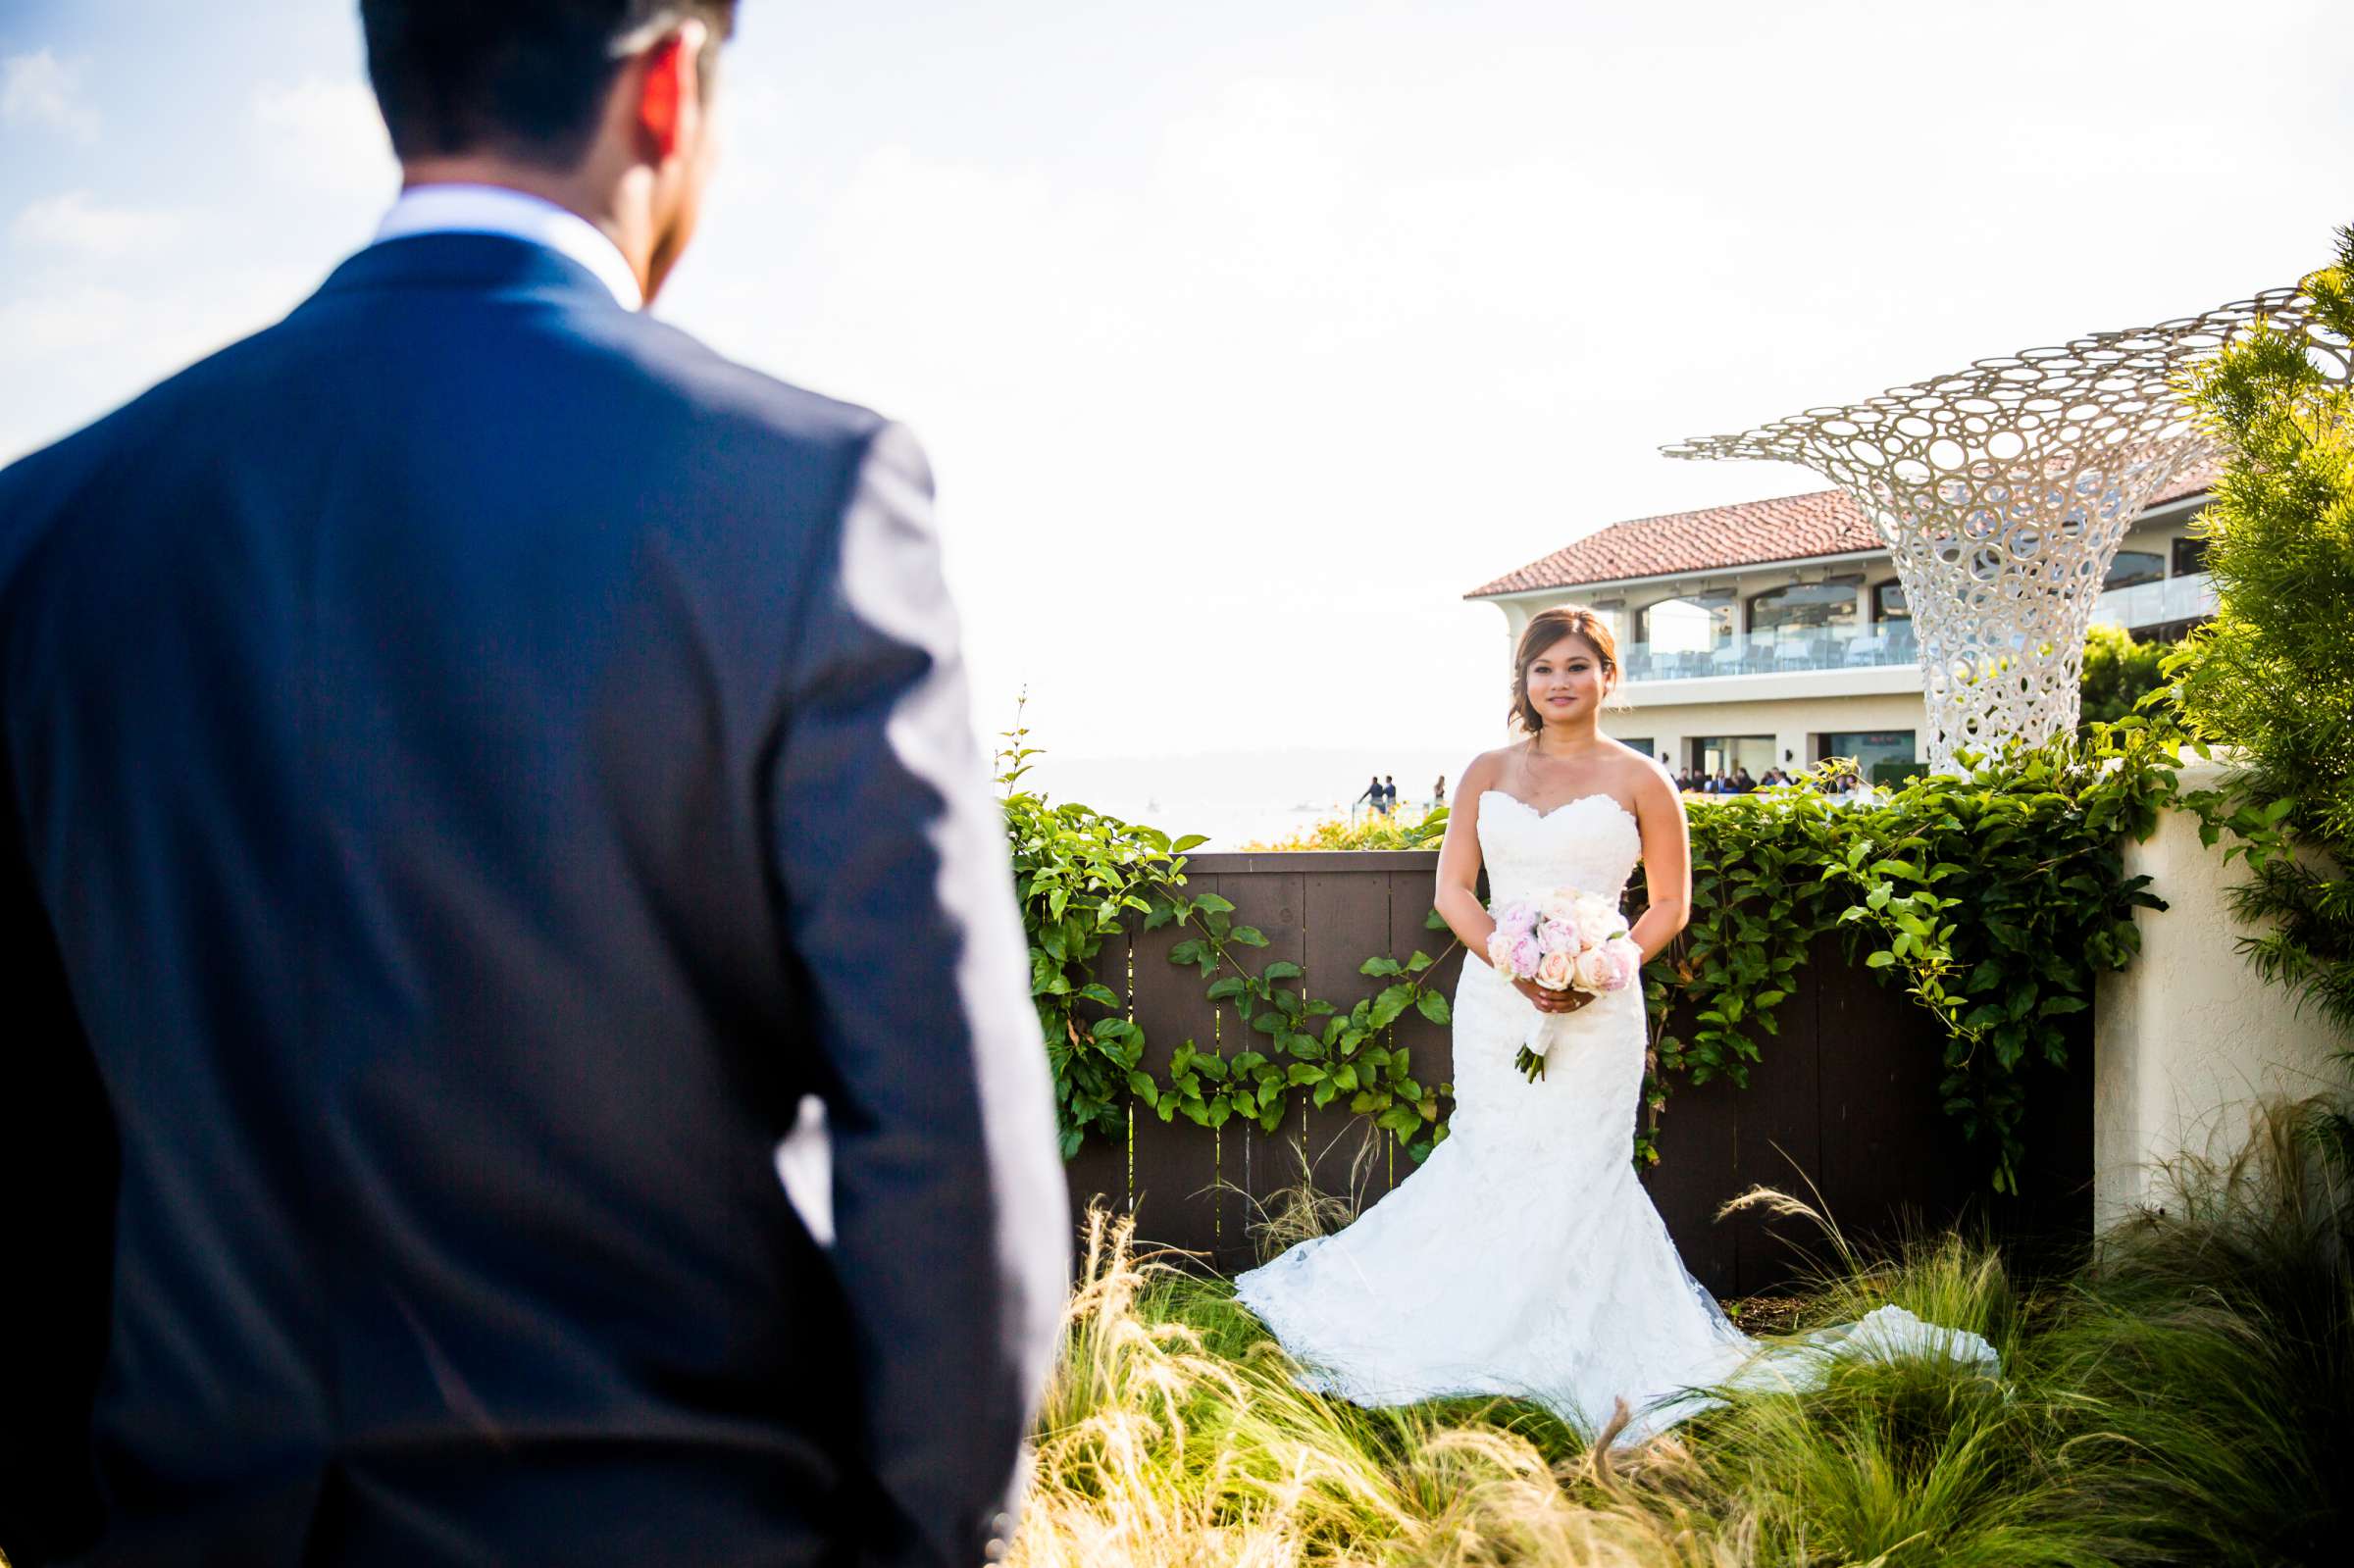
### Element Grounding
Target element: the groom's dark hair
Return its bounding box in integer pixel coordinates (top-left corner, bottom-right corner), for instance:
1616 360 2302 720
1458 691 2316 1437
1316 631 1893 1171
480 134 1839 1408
361 0 738 169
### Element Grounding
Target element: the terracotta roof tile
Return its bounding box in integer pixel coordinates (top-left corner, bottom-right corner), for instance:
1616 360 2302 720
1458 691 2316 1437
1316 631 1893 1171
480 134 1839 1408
1464 463 2218 600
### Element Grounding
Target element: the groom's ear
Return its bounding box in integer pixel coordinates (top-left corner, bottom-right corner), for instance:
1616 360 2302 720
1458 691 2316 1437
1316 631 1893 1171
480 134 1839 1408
630 19 709 163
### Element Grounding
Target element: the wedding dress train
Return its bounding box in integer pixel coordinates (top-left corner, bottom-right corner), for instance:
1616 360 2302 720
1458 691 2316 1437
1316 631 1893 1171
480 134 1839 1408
1232 789 1999 1446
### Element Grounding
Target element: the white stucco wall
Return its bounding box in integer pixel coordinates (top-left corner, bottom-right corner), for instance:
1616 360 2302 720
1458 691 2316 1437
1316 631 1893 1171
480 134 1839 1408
1605 689 1929 771
2092 757 2352 1226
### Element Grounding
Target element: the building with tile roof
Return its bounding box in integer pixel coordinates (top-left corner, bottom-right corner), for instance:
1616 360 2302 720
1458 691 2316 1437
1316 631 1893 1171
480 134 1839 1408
1463 469 2217 784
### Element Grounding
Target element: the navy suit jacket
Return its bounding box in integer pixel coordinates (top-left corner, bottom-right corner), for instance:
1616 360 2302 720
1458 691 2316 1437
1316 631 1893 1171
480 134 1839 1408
0 234 1068 1567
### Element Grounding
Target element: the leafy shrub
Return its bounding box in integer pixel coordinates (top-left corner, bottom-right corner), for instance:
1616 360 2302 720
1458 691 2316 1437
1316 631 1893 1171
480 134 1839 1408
2078 622 2175 733
2168 225 2354 1037
997 705 1203 1157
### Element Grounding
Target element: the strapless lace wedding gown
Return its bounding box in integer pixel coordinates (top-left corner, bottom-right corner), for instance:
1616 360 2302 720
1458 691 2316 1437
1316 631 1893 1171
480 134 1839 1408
1233 789 1998 1446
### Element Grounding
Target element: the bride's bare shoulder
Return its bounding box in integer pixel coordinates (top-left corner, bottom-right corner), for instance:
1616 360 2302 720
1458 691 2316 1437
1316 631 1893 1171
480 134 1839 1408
1622 753 1684 816
1458 747 1514 796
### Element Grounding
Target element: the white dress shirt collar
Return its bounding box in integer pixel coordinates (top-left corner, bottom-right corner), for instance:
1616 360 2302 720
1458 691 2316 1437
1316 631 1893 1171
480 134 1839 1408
373 183 643 310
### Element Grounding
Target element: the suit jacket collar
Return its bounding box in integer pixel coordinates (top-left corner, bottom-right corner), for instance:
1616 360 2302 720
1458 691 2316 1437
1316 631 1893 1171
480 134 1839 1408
307 231 630 315
373 184 642 308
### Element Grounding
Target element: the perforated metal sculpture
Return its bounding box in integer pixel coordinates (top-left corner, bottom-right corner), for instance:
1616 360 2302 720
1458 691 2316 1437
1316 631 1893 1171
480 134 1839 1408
1664 288 2337 773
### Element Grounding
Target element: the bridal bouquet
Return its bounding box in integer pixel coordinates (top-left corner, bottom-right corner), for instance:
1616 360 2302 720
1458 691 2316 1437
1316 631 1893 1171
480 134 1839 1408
1486 889 1642 1082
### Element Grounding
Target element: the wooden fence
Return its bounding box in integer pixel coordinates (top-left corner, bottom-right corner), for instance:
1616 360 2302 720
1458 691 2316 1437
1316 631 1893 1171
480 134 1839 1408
1063 850 2093 1295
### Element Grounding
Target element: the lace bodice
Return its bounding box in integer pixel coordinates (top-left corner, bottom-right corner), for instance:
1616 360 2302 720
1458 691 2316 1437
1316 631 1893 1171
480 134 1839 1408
1477 790 1643 909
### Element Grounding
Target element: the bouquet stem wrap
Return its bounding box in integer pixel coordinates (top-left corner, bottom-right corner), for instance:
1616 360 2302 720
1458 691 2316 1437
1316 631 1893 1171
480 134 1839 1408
1516 1013 1576 1083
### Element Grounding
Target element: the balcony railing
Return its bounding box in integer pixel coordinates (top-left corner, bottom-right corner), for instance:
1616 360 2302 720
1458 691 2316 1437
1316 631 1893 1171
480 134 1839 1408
2090 572 2217 632
1619 572 2217 683
1619 623 1919 683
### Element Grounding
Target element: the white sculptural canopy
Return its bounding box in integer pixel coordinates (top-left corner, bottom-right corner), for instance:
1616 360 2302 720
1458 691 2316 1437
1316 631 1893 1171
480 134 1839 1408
1664 287 2342 773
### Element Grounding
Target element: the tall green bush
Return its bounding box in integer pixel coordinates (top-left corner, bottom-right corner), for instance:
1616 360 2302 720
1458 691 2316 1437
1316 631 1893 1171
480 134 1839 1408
2169 226 2354 1037
2078 622 2174 732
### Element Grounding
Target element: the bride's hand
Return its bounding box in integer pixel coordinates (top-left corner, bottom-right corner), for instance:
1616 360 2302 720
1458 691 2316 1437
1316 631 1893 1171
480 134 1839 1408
1513 978 1590 1015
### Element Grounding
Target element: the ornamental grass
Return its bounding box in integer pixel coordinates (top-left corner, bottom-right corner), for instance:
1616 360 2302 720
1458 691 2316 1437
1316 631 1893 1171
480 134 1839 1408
1014 1095 2353 1567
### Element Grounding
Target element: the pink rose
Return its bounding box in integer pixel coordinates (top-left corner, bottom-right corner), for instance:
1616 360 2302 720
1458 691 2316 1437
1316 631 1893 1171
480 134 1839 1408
1574 901 1622 946
1609 940 1644 990
1536 917 1580 955
1535 949 1575 989
1511 936 1544 977
1495 901 1536 938
1571 947 1612 992
1487 931 1515 973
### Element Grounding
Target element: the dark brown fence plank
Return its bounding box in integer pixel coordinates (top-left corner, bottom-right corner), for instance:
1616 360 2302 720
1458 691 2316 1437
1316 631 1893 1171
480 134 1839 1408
1999 1008 2096 1275
1729 954 1825 1295
1217 869 1307 1274
1128 877 1221 1265
1063 929 1132 1227
1815 933 1956 1268
1297 867 1397 1214
1640 989 1743 1299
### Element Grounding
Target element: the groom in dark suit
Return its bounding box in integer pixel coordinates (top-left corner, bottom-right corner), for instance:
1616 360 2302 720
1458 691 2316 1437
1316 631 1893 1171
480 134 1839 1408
0 3 1068 1564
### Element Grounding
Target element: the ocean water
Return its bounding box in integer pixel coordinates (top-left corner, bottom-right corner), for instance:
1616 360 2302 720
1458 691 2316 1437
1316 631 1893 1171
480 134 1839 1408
1018 746 1477 851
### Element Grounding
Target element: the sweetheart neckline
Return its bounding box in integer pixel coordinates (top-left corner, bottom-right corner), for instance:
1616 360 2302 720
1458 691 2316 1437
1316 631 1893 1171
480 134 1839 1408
1478 788 1639 833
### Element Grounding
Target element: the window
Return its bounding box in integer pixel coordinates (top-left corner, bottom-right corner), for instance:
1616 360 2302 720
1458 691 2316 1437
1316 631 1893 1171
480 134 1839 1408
2102 550 2165 592
1637 593 1733 653
1819 731 1917 777
1614 736 1655 761
1690 735 1774 779
1872 581 1910 621
1748 577 1862 639
2173 535 2208 576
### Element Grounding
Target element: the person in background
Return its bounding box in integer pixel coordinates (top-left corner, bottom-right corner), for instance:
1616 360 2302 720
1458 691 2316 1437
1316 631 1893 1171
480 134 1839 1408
1382 775 1399 816
1432 775 1448 809
1356 775 1383 816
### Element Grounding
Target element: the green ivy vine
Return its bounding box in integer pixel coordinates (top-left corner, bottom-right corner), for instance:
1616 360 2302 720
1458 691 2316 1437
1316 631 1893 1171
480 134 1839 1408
1642 719 2180 1190
1141 885 1458 1163
998 702 1458 1163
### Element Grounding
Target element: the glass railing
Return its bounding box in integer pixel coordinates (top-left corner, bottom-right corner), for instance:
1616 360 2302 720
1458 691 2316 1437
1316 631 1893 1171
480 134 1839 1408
2090 572 2216 631
1619 623 1919 683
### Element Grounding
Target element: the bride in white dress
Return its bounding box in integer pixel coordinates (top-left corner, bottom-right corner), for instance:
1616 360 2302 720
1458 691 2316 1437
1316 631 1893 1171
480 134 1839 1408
1233 606 1997 1446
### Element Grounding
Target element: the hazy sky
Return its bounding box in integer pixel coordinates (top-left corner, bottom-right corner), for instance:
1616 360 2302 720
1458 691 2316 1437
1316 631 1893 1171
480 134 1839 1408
5 1 2349 766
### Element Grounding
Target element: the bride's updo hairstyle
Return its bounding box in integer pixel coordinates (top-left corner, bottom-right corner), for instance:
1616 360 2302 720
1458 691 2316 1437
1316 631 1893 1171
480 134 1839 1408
1510 606 1619 734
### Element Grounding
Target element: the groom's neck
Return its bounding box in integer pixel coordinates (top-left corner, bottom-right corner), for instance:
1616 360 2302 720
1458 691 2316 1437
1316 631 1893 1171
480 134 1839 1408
397 151 650 296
